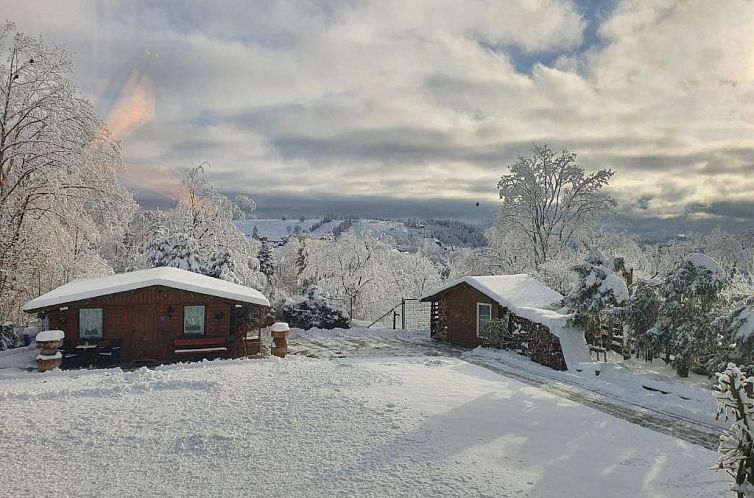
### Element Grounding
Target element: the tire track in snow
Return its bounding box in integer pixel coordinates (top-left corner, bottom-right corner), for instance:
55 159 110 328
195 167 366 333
291 334 720 450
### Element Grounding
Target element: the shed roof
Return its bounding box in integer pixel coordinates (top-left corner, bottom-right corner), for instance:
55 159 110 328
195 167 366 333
421 274 563 310
23 267 270 312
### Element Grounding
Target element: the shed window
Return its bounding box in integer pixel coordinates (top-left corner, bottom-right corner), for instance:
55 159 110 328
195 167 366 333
183 306 205 336
476 303 492 337
79 308 103 340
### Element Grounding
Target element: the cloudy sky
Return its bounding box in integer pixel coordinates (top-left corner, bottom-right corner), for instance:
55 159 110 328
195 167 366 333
5 0 754 234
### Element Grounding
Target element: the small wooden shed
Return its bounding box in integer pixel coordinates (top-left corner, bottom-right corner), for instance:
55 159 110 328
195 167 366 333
421 274 589 370
23 267 271 366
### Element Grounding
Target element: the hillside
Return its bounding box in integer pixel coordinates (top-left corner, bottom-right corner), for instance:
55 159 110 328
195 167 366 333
234 216 486 250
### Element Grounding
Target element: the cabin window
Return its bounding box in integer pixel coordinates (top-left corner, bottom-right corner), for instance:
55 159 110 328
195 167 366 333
476 303 492 337
183 305 206 337
79 308 103 340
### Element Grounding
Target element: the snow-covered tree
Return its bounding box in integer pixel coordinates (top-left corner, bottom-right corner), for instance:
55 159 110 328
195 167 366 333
299 233 384 319
562 248 629 328
710 298 754 377
622 280 663 360
654 254 727 376
258 238 275 281
279 286 350 330
714 363 754 497
145 231 204 273
141 165 265 289
490 144 616 266
0 23 136 324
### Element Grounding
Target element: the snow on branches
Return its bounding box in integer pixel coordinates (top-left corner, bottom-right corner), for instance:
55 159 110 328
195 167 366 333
562 248 629 327
491 144 616 266
714 363 754 498
655 253 727 376
0 23 136 323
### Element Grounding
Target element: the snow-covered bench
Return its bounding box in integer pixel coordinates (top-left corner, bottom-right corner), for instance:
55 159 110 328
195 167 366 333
173 337 228 356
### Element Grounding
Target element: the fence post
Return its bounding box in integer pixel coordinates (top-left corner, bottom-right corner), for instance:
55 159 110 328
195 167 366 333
392 310 397 329
401 299 406 329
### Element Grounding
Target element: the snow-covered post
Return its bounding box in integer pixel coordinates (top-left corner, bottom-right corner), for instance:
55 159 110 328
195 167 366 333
714 363 754 497
35 330 65 372
271 322 290 358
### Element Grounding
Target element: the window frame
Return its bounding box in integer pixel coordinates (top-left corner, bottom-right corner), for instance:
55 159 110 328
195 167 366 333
476 302 492 338
183 305 206 337
78 307 104 340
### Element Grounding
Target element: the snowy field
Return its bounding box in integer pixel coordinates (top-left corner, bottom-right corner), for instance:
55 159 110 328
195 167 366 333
0 344 728 497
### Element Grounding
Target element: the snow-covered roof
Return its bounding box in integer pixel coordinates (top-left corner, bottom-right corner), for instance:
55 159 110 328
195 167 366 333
421 274 563 311
23 267 270 311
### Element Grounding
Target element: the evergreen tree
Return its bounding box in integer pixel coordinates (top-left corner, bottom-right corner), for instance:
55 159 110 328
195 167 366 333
258 238 275 280
145 232 204 273
562 248 629 328
251 225 260 240
621 280 663 360
654 254 727 376
205 248 241 283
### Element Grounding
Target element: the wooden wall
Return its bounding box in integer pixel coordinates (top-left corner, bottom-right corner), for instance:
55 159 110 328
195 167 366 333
45 286 242 362
429 283 568 370
439 283 501 347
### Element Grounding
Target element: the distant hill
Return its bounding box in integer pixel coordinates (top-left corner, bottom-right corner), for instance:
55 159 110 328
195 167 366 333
234 215 486 250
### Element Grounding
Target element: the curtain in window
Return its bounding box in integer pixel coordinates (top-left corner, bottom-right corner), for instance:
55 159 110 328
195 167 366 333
184 306 205 336
79 308 103 339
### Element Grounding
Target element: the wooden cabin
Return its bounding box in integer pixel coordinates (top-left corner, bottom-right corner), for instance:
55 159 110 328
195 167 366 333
421 274 589 370
23 267 271 367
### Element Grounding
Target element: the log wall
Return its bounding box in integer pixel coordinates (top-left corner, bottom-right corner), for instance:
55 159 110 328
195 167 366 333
44 286 266 363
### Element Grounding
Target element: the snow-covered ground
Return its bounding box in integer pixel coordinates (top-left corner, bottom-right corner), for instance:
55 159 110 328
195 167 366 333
0 353 727 497
291 328 718 424
466 347 721 432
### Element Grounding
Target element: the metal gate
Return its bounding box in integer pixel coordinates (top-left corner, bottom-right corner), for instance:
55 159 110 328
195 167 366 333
367 298 431 330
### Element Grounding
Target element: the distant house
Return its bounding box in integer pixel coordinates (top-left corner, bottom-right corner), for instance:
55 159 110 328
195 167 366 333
420 274 589 370
23 267 271 367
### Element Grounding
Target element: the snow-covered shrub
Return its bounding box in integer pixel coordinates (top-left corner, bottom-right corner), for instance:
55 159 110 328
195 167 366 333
479 317 512 349
562 248 629 328
714 363 754 497
655 254 727 376
0 323 21 351
279 287 350 330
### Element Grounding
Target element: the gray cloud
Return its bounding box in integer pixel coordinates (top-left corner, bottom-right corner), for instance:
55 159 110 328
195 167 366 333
5 0 754 236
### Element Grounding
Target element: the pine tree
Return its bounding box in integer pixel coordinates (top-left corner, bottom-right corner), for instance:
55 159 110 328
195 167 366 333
145 232 204 273
205 249 241 283
258 238 275 280
654 254 727 376
563 248 629 328
251 225 260 240
622 280 662 360
714 363 754 498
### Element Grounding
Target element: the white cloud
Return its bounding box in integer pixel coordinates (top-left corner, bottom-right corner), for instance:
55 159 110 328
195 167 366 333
5 0 754 230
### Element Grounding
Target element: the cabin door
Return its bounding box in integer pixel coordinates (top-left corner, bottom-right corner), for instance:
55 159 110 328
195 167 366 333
130 305 157 360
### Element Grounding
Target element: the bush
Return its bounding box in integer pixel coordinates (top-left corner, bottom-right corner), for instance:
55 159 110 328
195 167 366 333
280 287 350 330
0 323 21 351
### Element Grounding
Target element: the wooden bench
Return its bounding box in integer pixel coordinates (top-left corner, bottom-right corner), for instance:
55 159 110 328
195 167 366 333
174 337 228 356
